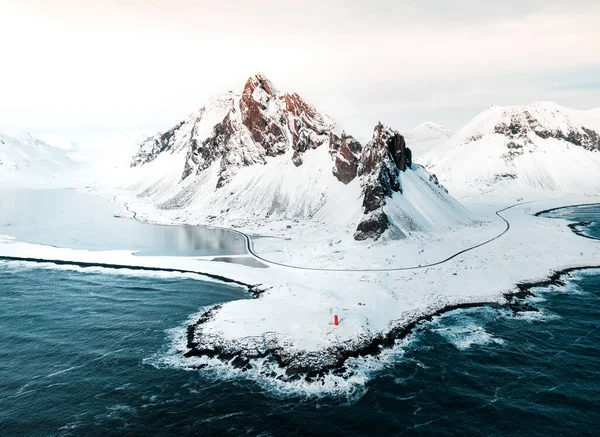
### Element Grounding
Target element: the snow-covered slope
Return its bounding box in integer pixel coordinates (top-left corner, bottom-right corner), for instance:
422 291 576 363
402 121 453 157
128 73 472 241
131 92 236 168
0 132 76 183
422 102 600 197
354 122 468 240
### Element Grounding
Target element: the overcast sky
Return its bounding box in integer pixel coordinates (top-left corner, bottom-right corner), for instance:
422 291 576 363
1 0 599 141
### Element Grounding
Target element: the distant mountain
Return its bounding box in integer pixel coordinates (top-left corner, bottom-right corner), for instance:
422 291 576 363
130 73 471 240
0 132 75 181
403 121 454 157
422 102 600 196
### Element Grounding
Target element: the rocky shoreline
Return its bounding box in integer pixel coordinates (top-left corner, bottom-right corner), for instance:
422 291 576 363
183 264 600 382
568 221 600 241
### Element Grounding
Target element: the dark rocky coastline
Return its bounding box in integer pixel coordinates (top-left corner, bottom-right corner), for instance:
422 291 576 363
184 264 600 382
534 202 600 241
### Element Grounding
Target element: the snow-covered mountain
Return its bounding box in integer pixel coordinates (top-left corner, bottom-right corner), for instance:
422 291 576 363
422 102 600 197
403 121 453 157
0 132 76 183
129 73 471 241
353 122 468 240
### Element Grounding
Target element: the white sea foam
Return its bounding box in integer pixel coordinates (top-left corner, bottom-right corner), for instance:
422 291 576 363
144 308 415 401
511 310 560 322
0 259 237 286
432 321 505 351
427 308 506 350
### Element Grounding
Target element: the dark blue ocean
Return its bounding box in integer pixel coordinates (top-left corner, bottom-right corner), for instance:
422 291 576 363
1 204 599 436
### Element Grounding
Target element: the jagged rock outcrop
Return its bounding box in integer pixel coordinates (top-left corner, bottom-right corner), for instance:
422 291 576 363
239 74 287 157
458 104 600 164
131 92 236 168
195 73 339 186
354 123 413 241
492 110 600 152
282 91 336 166
131 121 185 167
354 210 391 241
329 132 362 184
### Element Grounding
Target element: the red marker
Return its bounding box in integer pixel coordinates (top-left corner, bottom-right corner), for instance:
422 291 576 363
334 315 339 326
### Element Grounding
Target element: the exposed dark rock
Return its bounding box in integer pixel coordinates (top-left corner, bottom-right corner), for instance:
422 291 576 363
354 123 413 241
358 123 403 211
492 110 600 158
131 121 185 167
493 173 518 184
581 127 600 151
428 173 449 193
179 73 338 187
389 133 411 171
330 132 362 184
282 92 332 166
182 112 238 180
353 210 389 241
465 133 483 143
240 74 287 157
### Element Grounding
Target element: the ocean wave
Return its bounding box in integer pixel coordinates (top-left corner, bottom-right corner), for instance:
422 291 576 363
430 320 505 351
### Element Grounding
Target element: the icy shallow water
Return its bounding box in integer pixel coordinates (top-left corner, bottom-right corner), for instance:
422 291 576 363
0 189 246 256
539 203 600 240
0 203 599 435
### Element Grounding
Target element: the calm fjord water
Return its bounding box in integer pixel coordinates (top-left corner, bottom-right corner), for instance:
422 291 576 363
0 189 245 256
0 197 599 436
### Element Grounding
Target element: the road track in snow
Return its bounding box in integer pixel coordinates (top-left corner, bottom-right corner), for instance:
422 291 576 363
231 201 538 272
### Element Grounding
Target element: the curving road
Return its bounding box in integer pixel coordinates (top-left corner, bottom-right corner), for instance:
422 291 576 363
226 200 539 272
60 196 598 276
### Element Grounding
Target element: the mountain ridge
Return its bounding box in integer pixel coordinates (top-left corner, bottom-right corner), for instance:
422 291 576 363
0 132 76 180
129 73 471 241
423 101 600 196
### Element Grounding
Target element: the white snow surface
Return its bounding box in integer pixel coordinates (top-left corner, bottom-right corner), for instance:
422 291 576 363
422 102 600 198
0 132 78 185
183 196 600 353
119 143 474 266
402 121 453 158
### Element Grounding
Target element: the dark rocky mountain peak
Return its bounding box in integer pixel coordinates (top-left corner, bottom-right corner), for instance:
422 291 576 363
134 72 365 188
354 123 413 241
